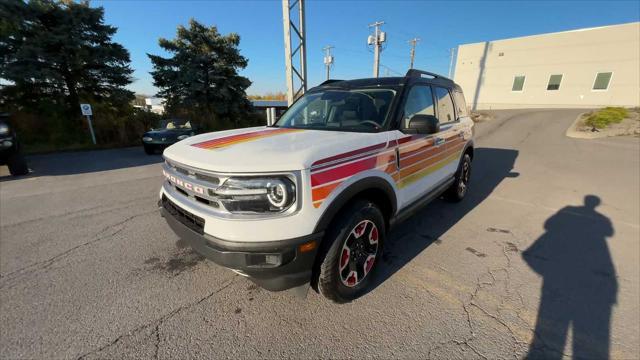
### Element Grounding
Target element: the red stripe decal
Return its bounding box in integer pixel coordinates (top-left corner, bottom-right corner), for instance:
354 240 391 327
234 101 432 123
311 156 378 186
311 142 388 169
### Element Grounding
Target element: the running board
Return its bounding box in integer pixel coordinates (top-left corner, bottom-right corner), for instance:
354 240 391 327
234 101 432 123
389 177 455 228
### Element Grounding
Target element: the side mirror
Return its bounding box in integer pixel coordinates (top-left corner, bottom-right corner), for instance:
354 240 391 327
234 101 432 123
408 114 440 134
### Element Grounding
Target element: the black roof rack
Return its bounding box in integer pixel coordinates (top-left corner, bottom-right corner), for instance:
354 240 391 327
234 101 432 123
405 69 450 80
319 79 344 86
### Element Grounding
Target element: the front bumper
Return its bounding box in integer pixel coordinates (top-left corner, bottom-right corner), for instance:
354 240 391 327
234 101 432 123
159 195 322 291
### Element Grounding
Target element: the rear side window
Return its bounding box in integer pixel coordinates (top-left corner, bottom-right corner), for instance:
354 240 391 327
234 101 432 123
435 87 456 123
452 91 468 117
402 85 435 128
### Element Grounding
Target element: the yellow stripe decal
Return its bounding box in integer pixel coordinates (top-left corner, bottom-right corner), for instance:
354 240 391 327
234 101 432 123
397 151 461 189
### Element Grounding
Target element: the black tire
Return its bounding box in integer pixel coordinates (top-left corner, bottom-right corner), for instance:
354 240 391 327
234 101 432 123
144 144 155 155
7 151 28 176
315 199 386 303
444 153 472 202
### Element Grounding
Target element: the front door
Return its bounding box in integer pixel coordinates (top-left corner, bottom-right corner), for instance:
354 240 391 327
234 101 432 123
392 84 463 209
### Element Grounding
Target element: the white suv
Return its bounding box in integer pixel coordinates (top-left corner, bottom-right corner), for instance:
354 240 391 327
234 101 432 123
159 69 474 303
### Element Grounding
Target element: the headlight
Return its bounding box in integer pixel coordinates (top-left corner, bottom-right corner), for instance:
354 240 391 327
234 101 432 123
177 134 189 140
0 123 9 135
214 177 296 213
142 136 152 142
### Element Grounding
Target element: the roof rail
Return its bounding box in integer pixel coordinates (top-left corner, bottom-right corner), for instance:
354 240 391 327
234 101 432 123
405 69 450 80
319 79 344 86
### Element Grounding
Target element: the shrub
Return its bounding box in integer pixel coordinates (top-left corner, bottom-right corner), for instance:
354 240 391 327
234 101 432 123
585 107 629 129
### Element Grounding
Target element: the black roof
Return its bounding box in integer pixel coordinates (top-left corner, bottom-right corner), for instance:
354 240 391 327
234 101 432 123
313 69 460 92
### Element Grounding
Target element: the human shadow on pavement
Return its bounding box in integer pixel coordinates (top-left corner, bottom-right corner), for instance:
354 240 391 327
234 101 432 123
523 195 617 359
0 146 162 181
370 147 519 291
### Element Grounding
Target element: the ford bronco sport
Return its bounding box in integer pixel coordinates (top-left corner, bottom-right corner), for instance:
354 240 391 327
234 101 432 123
159 69 474 303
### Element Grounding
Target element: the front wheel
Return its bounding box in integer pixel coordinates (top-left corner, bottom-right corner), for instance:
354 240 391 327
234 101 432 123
316 200 385 303
445 153 472 202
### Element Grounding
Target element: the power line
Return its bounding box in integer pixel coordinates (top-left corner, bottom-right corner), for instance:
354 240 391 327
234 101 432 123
379 64 403 76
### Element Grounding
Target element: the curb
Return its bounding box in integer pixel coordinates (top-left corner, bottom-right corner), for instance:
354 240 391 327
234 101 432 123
565 112 639 139
565 112 598 139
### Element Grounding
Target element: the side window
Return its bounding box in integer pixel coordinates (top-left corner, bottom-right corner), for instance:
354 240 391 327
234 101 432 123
435 87 456 123
452 91 469 117
402 85 434 128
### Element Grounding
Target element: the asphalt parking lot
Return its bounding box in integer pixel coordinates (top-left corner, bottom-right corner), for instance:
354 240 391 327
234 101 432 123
1 109 638 359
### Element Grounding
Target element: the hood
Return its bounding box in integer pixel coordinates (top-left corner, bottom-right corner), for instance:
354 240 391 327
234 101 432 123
163 126 391 173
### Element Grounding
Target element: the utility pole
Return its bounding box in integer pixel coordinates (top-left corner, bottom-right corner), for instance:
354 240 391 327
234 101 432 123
282 0 307 105
408 37 420 69
367 21 386 78
322 45 334 80
448 47 455 78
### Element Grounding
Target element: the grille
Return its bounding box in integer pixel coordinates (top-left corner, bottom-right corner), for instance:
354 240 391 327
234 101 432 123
166 160 221 186
162 195 205 234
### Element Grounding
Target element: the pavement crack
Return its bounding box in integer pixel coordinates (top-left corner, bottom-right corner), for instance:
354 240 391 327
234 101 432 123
75 277 237 359
153 323 161 360
0 209 156 288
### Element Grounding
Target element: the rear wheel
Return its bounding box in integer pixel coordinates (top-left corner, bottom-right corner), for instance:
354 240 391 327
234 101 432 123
144 144 155 155
445 153 471 202
316 200 385 303
7 151 28 176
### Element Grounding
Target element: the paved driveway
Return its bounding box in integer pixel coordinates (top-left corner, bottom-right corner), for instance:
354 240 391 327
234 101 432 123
1 109 638 359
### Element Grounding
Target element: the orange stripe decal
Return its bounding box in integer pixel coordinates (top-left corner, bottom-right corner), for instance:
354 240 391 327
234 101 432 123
192 128 301 150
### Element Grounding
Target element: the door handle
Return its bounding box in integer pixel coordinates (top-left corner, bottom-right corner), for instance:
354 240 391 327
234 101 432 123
434 137 445 146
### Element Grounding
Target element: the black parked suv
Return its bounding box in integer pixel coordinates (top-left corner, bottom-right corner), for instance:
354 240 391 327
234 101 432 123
141 118 197 155
0 113 28 176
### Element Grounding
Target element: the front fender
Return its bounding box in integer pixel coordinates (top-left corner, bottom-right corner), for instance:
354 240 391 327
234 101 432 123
312 171 398 234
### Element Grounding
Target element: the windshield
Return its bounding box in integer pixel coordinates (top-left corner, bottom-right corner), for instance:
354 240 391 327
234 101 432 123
274 88 396 132
155 119 192 131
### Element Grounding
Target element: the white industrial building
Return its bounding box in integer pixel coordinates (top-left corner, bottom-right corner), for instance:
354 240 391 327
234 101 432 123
453 22 640 110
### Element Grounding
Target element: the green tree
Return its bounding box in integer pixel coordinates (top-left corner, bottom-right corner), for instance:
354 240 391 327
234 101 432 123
0 0 133 138
148 19 251 129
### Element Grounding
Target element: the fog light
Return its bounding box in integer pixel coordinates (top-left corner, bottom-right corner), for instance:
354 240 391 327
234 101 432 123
264 254 281 266
2 140 12 148
247 253 283 268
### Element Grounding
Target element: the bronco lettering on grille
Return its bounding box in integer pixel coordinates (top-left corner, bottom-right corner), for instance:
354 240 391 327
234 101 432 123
162 169 206 195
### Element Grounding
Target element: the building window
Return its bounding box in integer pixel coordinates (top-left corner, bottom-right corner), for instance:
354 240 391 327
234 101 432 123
512 75 525 92
547 74 563 90
593 72 612 91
